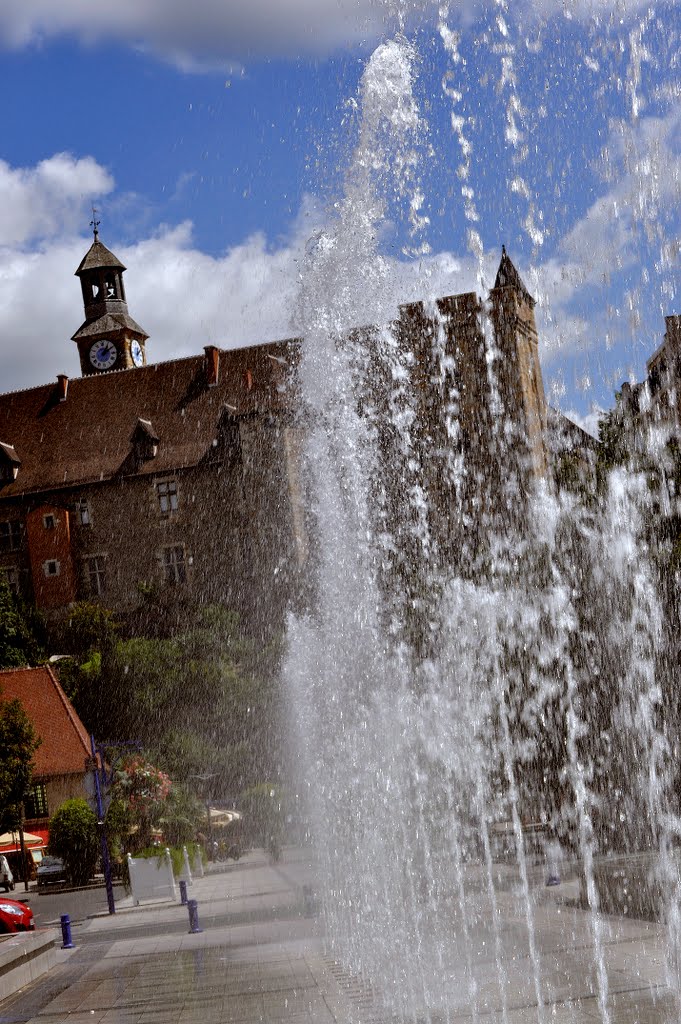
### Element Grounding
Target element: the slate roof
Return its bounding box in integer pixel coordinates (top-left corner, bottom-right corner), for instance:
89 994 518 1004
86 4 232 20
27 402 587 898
0 666 91 777
0 341 297 499
75 240 126 275
493 247 534 306
71 311 149 341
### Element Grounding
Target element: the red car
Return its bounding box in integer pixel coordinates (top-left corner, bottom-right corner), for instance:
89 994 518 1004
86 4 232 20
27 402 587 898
0 898 35 933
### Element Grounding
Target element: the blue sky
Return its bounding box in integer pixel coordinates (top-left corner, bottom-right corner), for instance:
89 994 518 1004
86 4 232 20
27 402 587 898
0 1 679 434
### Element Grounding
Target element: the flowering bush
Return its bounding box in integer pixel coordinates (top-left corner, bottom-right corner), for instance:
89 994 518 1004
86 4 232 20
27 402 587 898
113 757 172 816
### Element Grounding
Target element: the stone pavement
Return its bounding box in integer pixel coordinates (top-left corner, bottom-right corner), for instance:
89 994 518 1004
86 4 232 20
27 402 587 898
0 850 679 1024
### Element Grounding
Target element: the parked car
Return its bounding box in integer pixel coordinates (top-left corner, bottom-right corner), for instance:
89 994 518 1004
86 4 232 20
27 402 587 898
36 856 67 887
0 898 34 933
0 855 14 892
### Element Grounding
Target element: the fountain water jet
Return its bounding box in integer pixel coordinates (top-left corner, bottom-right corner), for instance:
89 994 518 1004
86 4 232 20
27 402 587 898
284 16 680 1024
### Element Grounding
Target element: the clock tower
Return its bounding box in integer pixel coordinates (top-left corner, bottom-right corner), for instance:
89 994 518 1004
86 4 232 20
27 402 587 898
72 222 149 377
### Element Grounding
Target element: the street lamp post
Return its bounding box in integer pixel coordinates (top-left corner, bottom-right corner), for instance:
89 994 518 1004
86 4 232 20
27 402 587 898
86 737 142 916
87 736 115 915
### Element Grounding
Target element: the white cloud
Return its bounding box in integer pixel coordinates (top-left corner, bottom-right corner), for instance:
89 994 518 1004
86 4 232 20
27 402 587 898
0 0 412 66
0 217 306 394
559 110 681 276
0 0 661 68
0 181 489 394
559 406 604 439
0 151 493 393
0 154 114 246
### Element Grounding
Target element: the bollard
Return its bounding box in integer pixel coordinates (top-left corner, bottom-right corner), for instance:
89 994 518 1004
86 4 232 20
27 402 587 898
179 879 188 905
187 898 202 934
60 913 74 949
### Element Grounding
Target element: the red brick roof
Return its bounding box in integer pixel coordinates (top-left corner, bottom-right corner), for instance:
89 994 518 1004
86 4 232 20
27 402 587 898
0 340 297 498
0 666 91 777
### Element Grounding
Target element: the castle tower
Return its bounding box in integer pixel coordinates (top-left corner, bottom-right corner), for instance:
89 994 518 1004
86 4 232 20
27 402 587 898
71 221 149 377
489 247 549 480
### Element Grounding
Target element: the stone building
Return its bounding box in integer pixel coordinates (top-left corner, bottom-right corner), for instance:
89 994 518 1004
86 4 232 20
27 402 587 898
618 315 681 437
0 234 583 636
0 234 307 636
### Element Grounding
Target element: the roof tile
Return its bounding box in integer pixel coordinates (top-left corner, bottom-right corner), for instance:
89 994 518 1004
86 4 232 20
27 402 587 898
75 240 126 275
0 340 298 498
0 666 91 777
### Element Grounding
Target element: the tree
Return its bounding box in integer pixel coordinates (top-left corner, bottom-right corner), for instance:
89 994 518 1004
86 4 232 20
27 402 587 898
67 603 283 798
0 576 44 669
48 799 99 885
58 602 118 660
53 602 118 702
0 693 40 833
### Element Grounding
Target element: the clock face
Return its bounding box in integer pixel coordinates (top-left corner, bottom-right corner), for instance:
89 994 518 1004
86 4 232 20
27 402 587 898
130 339 144 367
90 339 117 370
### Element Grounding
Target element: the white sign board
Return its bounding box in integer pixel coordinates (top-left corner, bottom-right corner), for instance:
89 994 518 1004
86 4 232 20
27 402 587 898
127 849 176 905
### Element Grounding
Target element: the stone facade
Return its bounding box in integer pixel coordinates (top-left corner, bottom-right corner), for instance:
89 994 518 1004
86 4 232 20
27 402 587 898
0 344 303 638
636 314 681 431
0 239 600 636
607 314 681 456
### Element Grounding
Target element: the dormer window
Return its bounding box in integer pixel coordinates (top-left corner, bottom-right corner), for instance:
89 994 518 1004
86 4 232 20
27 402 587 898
0 442 21 484
43 514 56 530
131 418 159 463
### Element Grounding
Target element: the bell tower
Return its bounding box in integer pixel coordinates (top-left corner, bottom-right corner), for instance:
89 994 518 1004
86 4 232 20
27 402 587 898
72 217 149 377
489 247 549 480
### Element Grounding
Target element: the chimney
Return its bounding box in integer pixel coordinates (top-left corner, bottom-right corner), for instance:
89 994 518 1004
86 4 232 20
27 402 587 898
204 345 220 387
57 374 69 401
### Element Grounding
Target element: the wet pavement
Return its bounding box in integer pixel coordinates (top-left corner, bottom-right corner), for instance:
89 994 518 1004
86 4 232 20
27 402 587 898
0 849 679 1023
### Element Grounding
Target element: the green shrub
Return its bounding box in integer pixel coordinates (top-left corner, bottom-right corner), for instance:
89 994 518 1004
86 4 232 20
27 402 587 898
48 798 99 885
136 842 201 878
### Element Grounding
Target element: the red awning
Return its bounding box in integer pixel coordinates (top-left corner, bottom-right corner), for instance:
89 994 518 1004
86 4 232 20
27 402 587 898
0 829 48 854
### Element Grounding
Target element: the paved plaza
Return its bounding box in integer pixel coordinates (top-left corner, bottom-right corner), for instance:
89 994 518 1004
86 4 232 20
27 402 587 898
0 850 679 1024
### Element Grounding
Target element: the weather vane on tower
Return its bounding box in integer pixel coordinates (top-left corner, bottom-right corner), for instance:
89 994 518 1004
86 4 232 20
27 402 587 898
90 206 100 241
